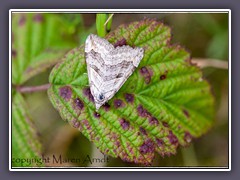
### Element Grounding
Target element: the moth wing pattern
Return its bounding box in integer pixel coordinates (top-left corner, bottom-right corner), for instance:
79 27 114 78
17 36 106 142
85 34 144 110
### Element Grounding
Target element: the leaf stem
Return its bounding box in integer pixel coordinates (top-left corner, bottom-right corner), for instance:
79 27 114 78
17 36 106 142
181 144 198 166
16 83 51 93
96 14 108 37
96 13 114 37
105 14 114 33
192 58 228 69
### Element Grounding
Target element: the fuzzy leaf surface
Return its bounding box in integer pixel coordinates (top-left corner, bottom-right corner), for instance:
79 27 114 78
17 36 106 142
48 19 215 165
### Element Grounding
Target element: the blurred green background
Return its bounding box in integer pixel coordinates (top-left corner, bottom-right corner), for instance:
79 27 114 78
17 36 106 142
19 13 228 167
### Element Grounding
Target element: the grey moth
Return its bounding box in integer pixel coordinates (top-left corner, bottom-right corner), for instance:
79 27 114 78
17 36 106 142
85 34 144 110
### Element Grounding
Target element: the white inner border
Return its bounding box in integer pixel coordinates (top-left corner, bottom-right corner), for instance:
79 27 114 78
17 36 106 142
9 9 231 172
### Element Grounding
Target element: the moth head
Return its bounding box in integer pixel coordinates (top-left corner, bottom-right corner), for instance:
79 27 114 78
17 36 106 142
94 93 106 110
98 93 105 101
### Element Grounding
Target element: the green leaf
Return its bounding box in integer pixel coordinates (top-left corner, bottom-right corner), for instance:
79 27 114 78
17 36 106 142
96 14 108 37
12 13 78 85
48 19 215 165
106 14 114 32
12 92 44 167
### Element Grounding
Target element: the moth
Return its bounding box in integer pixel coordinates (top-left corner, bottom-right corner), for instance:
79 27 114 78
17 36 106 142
85 34 144 110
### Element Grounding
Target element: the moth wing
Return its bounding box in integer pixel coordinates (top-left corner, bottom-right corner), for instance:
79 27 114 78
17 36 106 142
101 47 144 103
85 34 114 56
85 34 144 110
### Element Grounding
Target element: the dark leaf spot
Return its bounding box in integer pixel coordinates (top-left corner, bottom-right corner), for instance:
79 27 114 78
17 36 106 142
83 88 94 102
74 98 84 110
72 119 80 128
114 38 127 48
137 105 150 117
162 121 169 127
183 109 190 118
82 119 91 130
140 67 149 74
144 76 151 84
119 118 130 130
160 74 166 80
168 131 178 146
124 93 134 103
140 139 155 154
102 103 110 111
114 99 125 108
33 14 44 22
149 116 159 125
114 140 121 147
19 15 26 26
139 66 153 84
59 86 72 101
94 112 101 119
184 131 192 143
139 127 147 135
105 148 110 154
156 138 164 147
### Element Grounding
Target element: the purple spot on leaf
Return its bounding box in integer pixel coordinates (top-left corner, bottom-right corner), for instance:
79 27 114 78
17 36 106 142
119 118 130 130
183 109 190 118
105 149 109 153
139 66 153 84
162 121 169 127
139 127 147 135
19 15 26 26
168 131 178 146
74 98 84 110
140 67 149 74
94 112 101 119
114 38 127 48
72 119 80 128
114 140 121 147
137 105 150 118
184 131 192 143
124 93 134 103
114 99 125 108
149 116 159 125
156 138 164 147
59 86 72 101
82 119 91 130
33 14 44 22
140 139 155 154
102 103 110 111
83 88 94 102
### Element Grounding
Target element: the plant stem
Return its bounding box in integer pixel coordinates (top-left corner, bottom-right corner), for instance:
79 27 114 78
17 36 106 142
16 83 51 93
192 58 228 69
96 13 114 37
181 144 198 167
105 14 114 33
96 14 108 37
